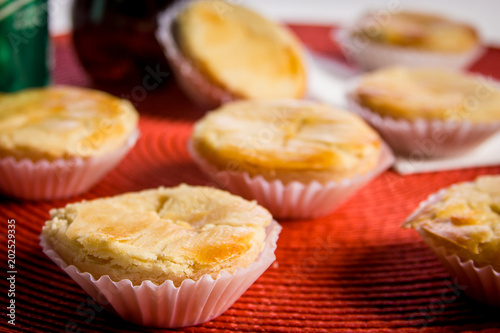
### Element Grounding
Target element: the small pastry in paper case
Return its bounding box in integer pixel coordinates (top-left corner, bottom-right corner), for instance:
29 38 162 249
190 99 394 219
156 0 307 109
403 175 500 306
0 86 139 200
40 184 281 328
347 67 500 157
336 11 483 70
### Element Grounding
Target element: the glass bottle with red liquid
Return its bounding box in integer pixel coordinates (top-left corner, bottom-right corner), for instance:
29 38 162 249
72 0 174 85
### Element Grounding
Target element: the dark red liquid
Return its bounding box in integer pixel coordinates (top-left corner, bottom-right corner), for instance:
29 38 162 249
72 0 174 84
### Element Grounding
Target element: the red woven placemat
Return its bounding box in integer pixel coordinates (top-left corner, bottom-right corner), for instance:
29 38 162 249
1 25 500 333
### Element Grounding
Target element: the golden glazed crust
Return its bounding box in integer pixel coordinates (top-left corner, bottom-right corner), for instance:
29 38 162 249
0 86 139 161
42 184 272 286
403 176 500 271
175 0 306 99
354 67 500 123
192 100 382 184
351 11 479 53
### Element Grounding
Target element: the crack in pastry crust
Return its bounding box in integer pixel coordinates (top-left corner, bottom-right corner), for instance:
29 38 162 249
403 176 500 270
0 86 138 161
42 184 272 286
175 0 306 99
192 100 382 184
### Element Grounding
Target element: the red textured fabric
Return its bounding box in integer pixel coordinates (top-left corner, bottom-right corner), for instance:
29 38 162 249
1 25 500 333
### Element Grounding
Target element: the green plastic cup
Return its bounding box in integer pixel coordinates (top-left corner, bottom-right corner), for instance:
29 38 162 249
0 0 50 92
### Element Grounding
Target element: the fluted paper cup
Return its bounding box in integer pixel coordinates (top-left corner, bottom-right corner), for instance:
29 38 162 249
335 29 484 71
40 220 281 328
347 90 500 158
156 1 236 109
431 245 500 306
189 142 394 219
405 187 500 307
0 131 139 200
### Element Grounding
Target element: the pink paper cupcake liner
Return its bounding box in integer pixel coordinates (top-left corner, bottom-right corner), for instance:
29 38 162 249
347 89 500 158
335 29 484 71
432 245 500 306
156 1 236 109
405 187 500 307
0 131 139 200
40 220 281 328
189 142 394 219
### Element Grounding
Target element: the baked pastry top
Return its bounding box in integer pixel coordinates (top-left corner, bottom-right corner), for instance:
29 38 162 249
351 11 479 53
192 100 382 184
403 176 500 270
175 0 306 99
42 184 272 286
354 67 500 123
0 86 138 161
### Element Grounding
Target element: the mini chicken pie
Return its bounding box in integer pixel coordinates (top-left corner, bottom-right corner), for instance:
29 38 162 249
42 184 273 286
0 86 139 199
353 67 500 123
171 0 306 101
337 11 482 71
351 11 479 53
404 176 500 271
191 99 383 184
0 86 138 161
